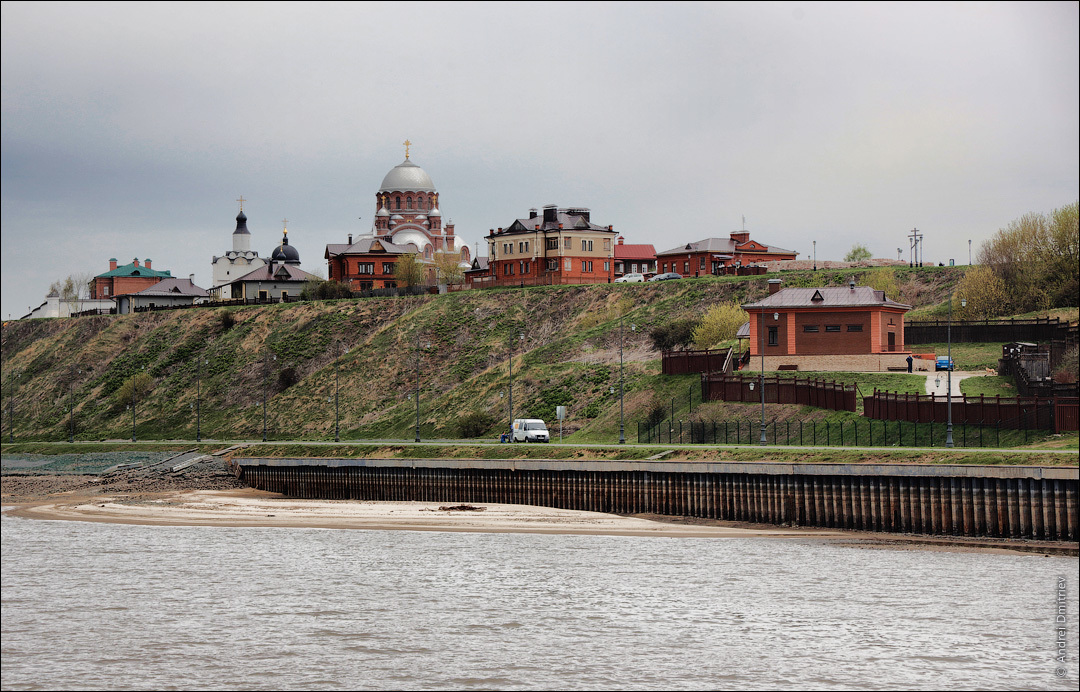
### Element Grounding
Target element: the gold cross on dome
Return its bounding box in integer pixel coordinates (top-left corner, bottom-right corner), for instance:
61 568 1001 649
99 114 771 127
236 196 246 211
403 139 412 159
282 218 288 235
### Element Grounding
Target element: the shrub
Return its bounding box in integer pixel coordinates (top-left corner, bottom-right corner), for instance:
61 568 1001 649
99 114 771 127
219 311 236 330
649 318 700 351
458 410 496 438
693 301 748 349
277 367 300 391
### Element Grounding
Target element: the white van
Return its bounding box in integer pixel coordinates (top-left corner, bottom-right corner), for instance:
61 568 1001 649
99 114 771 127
512 418 550 443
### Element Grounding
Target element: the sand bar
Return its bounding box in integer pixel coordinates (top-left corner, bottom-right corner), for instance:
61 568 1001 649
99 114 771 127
4 488 849 538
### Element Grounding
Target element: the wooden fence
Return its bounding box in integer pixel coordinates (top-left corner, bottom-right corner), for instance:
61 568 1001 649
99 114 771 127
701 374 857 412
863 391 1079 432
662 348 733 375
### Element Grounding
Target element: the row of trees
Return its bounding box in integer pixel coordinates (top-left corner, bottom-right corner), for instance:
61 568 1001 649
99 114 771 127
962 201 1079 317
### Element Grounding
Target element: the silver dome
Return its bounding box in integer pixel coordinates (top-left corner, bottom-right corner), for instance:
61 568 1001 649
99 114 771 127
379 159 436 193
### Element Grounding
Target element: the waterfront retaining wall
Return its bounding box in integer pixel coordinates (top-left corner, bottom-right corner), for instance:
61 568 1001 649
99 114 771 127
234 458 1079 542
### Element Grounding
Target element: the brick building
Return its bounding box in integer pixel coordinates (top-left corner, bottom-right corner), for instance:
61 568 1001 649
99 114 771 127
613 236 656 277
326 143 470 289
656 231 798 277
89 258 173 300
742 278 912 372
483 205 618 287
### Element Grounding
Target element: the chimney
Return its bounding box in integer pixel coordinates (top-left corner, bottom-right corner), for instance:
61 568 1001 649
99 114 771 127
543 205 558 224
348 233 353 244
768 278 782 295
189 274 195 284
109 258 118 271
132 258 140 268
617 235 625 245
849 276 856 290
529 208 538 219
144 258 151 269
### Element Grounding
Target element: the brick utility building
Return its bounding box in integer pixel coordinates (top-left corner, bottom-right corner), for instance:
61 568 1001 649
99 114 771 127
613 236 657 277
90 258 173 300
656 230 798 277
742 278 912 372
483 205 619 287
326 143 470 290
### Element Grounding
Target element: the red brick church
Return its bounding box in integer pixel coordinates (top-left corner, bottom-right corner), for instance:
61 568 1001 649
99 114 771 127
326 141 471 290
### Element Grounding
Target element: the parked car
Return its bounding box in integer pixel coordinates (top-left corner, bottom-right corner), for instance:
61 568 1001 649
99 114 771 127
614 272 645 283
935 356 955 371
649 272 682 282
512 418 550 443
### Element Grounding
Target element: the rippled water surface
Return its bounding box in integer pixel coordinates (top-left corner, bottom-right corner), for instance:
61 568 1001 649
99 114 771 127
2 512 1077 690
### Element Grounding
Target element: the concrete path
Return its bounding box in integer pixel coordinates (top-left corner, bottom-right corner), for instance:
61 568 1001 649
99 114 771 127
925 370 976 397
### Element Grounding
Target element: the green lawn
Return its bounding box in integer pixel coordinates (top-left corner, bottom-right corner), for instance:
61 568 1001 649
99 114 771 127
906 342 1004 371
960 375 1020 398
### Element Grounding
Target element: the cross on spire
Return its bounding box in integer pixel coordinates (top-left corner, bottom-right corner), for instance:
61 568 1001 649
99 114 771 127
236 196 246 211
403 139 412 159
282 218 288 236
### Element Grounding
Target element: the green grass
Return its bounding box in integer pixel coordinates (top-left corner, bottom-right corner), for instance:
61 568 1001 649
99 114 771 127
906 342 1004 371
960 375 1020 398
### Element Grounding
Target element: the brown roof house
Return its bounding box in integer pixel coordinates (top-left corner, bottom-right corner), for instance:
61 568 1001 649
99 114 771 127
656 231 798 277
741 278 912 372
116 277 209 314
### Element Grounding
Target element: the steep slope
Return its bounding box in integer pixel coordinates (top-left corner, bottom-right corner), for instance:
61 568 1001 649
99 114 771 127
0 267 964 442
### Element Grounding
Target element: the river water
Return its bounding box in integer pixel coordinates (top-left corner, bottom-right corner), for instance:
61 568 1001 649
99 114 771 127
2 511 1076 690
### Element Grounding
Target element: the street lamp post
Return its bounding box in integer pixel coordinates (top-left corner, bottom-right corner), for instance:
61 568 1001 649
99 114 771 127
619 318 636 444
262 354 276 442
508 332 523 441
414 334 424 442
68 369 81 443
196 357 207 442
759 305 767 445
945 293 967 448
812 240 816 271
131 364 144 442
6 370 17 443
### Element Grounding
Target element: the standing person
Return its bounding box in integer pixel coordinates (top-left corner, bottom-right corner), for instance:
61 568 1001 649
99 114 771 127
906 354 914 373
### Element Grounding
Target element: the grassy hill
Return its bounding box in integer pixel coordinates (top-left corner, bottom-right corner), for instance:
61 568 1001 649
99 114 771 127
0 265 1022 445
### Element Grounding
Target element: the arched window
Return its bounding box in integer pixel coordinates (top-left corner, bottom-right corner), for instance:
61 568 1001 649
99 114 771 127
407 196 413 209
424 244 433 259
417 195 425 210
395 196 401 210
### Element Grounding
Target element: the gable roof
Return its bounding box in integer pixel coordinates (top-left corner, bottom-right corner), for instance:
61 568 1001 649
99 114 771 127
230 262 319 284
325 236 420 258
656 237 798 258
614 243 656 261
743 286 910 310
126 278 208 297
96 261 172 279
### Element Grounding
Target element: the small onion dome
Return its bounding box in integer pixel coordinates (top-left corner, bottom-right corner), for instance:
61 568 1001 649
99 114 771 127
234 210 250 235
271 232 301 264
429 207 441 217
391 214 405 220
376 206 390 217
415 215 427 221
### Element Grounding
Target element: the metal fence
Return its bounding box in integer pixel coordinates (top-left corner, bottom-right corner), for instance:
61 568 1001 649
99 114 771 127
636 417 1034 448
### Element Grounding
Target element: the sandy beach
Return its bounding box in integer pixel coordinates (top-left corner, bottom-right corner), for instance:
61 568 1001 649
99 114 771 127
4 487 847 538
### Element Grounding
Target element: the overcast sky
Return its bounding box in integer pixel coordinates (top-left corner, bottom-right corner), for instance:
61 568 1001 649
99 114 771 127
2 1 1077 319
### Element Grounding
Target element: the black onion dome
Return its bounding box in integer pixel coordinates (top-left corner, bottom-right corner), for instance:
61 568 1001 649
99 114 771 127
271 233 301 264
234 210 250 235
